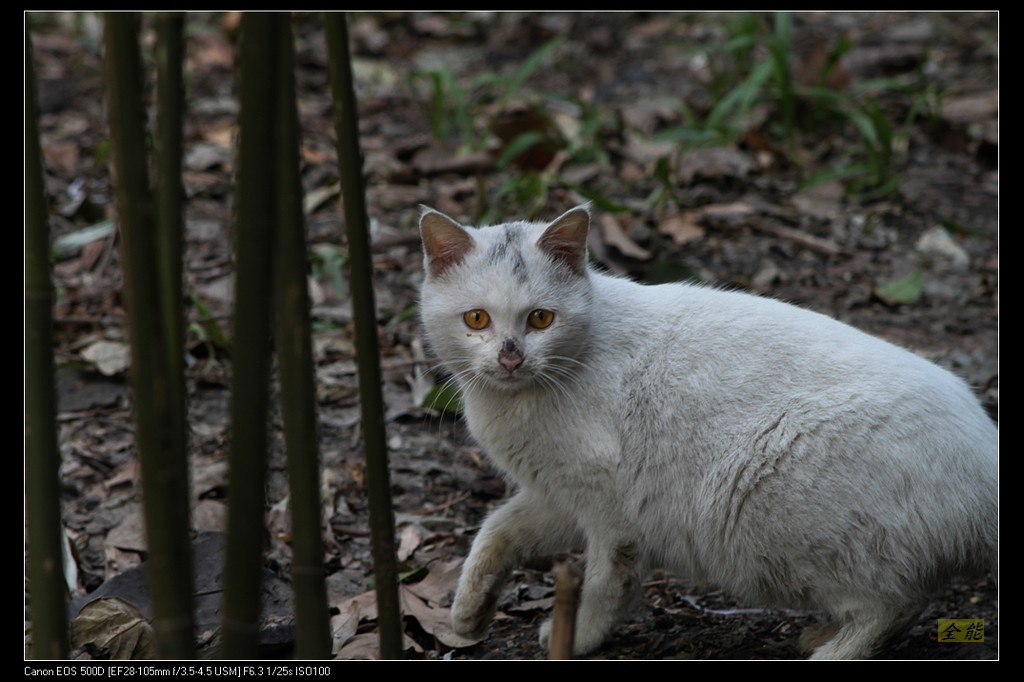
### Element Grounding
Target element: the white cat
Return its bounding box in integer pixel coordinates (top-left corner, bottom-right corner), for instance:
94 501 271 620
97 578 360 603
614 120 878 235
418 205 998 659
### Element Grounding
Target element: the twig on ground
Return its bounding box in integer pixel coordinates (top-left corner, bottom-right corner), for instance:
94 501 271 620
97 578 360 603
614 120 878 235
548 561 582 660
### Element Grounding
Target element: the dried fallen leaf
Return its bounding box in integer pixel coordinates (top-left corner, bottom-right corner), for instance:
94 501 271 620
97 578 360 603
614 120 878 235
791 180 845 221
334 631 423 660
330 605 362 657
70 597 157 660
658 212 705 246
399 587 444 631
200 123 236 148
915 226 970 269
403 558 463 606
329 561 483 653
335 632 380 660
105 503 147 553
334 589 379 624
316 361 360 403
677 147 754 184
191 499 228 533
303 182 340 215
191 458 230 499
396 524 423 562
599 214 651 261
400 585 481 649
506 597 555 614
940 92 998 126
42 140 81 177
81 341 131 376
104 459 139 492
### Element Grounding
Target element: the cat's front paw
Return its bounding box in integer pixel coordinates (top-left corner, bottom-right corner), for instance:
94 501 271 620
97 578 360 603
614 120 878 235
450 587 498 640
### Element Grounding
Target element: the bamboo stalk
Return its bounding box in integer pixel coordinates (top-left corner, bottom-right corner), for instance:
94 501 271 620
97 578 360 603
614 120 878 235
219 12 278 659
324 12 402 660
25 25 70 661
271 15 332 659
154 11 188 436
103 12 195 659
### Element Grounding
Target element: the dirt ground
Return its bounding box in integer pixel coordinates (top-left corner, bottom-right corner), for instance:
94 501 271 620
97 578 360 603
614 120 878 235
28 12 998 661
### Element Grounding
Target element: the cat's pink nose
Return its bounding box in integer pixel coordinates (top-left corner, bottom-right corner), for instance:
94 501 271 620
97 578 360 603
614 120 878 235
498 350 523 372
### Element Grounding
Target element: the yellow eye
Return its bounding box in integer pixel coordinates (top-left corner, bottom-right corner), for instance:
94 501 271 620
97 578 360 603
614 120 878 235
528 309 555 330
463 309 490 330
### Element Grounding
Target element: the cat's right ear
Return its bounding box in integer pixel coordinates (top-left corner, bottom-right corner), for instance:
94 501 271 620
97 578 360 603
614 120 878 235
419 208 475 278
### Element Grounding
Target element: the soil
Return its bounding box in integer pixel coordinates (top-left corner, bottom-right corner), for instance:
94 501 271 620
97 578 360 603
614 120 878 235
27 12 998 661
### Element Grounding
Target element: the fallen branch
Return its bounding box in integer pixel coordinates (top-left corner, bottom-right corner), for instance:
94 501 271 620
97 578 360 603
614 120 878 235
548 562 582 660
748 217 843 256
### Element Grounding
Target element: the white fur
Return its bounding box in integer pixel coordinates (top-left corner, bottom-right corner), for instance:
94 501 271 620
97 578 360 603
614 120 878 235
418 206 998 659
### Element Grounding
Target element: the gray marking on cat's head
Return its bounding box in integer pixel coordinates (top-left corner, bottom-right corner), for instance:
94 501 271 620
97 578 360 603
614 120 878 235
486 223 530 283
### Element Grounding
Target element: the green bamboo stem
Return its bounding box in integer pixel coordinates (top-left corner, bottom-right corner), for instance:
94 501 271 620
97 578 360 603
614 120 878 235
25 25 71 661
103 12 195 659
324 12 402 660
220 12 278 659
154 11 188 454
271 16 331 659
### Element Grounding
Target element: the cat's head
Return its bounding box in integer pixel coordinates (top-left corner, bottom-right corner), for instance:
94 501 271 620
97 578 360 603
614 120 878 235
419 206 594 394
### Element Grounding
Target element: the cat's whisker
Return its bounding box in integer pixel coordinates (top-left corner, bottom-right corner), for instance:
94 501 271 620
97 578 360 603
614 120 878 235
421 363 478 435
535 366 583 406
541 359 589 397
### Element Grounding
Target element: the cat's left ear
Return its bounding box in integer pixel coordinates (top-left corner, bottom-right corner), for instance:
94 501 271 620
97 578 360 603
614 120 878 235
538 205 590 276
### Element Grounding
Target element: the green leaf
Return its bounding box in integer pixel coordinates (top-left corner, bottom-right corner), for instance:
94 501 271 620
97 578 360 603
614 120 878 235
874 270 923 305
501 36 565 105
387 304 419 327
398 565 430 584
496 130 550 168
188 293 229 351
819 35 853 86
706 59 772 132
650 125 721 146
557 181 633 213
422 383 463 415
798 163 871 191
311 243 348 298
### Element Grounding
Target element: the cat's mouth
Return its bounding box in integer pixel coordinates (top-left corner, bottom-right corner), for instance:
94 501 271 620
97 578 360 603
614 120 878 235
480 366 530 389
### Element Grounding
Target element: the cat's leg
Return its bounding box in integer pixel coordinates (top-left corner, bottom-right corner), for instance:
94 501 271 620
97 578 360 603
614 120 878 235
807 603 922 660
539 536 644 656
797 621 840 655
452 490 581 639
